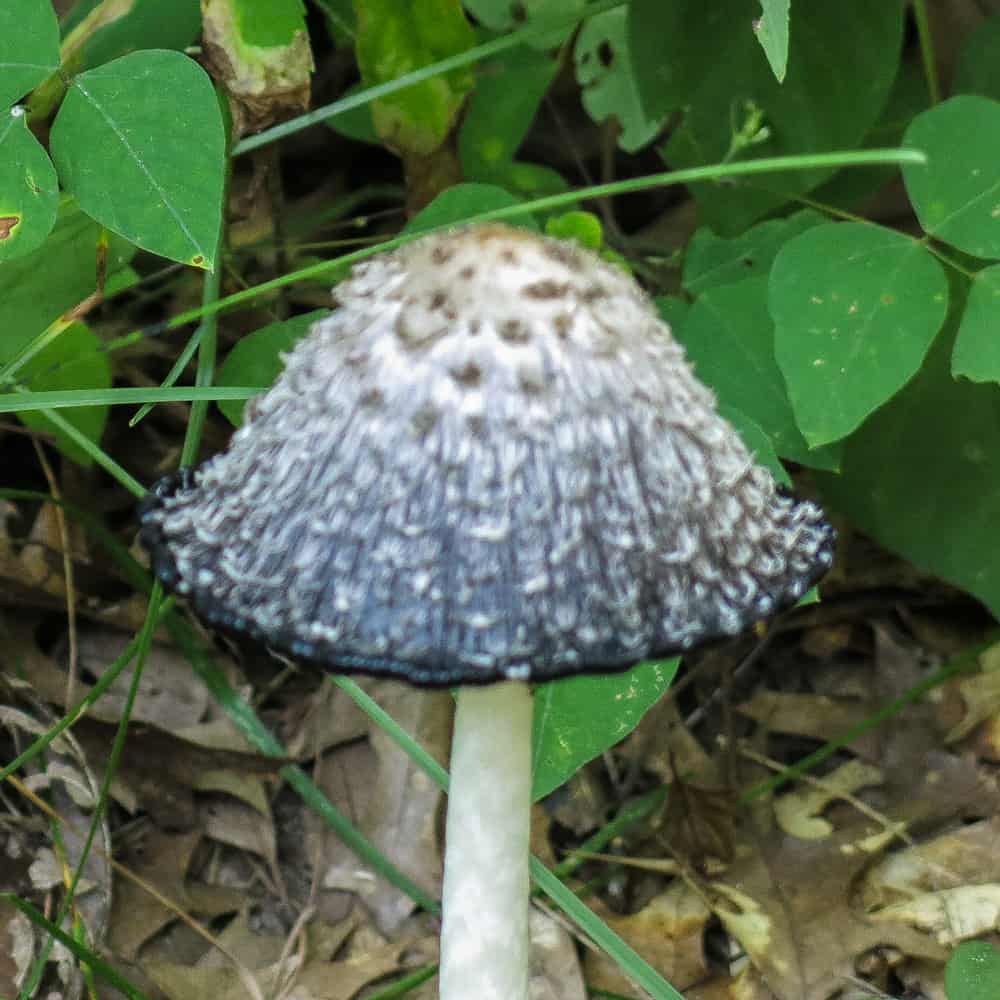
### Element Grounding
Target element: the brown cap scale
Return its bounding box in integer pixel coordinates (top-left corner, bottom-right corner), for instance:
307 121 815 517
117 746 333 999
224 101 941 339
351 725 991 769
139 223 834 687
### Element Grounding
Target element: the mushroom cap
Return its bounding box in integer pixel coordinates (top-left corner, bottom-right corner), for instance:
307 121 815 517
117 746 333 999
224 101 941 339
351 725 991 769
139 224 834 686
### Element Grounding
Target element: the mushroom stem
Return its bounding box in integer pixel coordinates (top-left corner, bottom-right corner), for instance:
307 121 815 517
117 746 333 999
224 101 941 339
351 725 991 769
439 681 533 1000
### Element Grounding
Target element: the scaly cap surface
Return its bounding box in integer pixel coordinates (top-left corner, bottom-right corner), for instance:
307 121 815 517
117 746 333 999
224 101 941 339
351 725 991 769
139 224 834 685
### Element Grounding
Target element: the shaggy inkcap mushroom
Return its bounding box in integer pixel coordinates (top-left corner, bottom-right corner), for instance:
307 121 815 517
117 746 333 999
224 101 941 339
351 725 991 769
139 223 834 1000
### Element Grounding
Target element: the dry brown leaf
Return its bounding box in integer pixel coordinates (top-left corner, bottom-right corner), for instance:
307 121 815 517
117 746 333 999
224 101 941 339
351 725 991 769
200 793 278 867
358 681 449 932
109 827 242 959
774 760 883 840
583 879 713 994
737 692 873 747
870 885 1000 946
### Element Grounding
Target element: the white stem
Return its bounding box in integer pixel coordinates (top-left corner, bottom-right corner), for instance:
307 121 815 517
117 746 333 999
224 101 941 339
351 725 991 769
439 681 533 1000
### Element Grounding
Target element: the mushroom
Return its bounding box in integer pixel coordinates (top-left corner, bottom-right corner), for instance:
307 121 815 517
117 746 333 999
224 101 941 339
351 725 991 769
138 223 834 1000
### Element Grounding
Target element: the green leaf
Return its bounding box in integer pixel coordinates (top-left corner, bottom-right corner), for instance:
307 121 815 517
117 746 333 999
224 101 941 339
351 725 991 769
654 295 689 332
0 203 134 360
545 210 604 250
232 0 306 45
0 111 58 261
718 404 791 487
459 45 556 175
682 209 826 295
575 9 665 152
769 222 948 447
953 265 1000 383
216 310 327 425
0 0 60 107
903 96 1000 259
629 0 905 233
354 0 475 156
952 14 1000 102
463 0 586 48
313 0 357 44
819 326 1000 628
68 0 202 71
532 659 679 801
674 276 841 471
474 160 571 207
945 940 1000 1000
754 0 790 82
19 321 111 466
808 59 931 212
50 50 226 269
324 83 380 145
404 182 537 233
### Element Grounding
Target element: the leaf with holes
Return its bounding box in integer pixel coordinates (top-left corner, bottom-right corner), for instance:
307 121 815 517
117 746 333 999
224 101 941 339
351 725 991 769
903 96 1000 259
575 8 665 152
769 223 949 447
754 0 790 82
0 110 58 261
217 311 327 426
673 276 841 471
50 50 226 269
532 659 679 800
0 0 59 107
953 265 1000 383
19 322 112 466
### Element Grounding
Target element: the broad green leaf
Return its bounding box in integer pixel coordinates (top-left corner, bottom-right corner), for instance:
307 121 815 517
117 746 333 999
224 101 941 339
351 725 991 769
754 0 790 82
474 160 571 207
216 310 327 425
202 0 313 135
770 223 948 447
314 0 357 44
50 50 226 269
66 0 202 72
532 658 678 801
0 111 58 261
0 203 134 360
682 209 826 295
575 9 665 152
654 295 689 333
629 0 904 233
674 276 841 471
903 96 1000 259
463 0 586 48
953 265 1000 383
325 83 380 145
952 14 1000 101
19 321 111 466
459 45 556 175
819 328 1000 627
945 940 1000 1000
718 404 791 487
0 0 60 107
354 0 476 156
809 60 930 211
404 182 537 233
